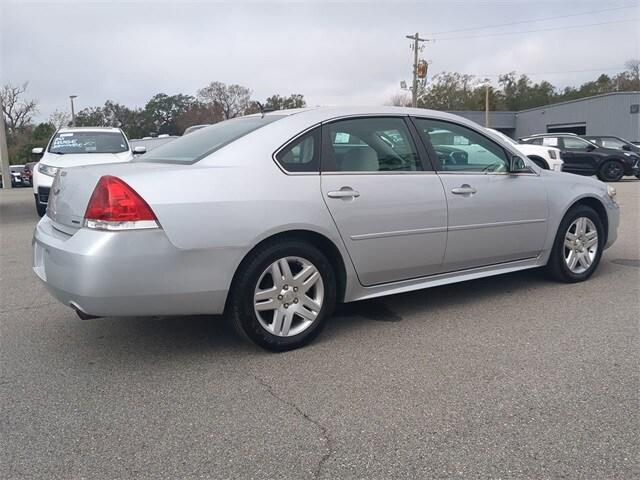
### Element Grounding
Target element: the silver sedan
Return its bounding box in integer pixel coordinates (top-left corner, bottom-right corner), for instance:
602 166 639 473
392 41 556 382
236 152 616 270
33 107 619 351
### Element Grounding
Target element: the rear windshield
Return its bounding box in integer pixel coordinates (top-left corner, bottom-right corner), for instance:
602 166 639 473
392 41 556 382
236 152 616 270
48 131 128 154
137 115 284 164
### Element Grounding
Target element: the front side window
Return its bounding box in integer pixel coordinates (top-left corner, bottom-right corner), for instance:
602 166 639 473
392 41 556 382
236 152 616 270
413 118 508 172
323 117 422 172
275 128 319 173
598 137 626 149
562 137 593 150
48 131 128 154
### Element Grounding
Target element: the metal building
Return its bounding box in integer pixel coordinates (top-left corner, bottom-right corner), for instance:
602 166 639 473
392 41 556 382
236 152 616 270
449 91 640 142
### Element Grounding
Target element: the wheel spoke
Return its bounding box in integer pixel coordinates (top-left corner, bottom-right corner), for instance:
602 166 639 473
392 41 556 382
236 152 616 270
294 264 317 283
576 218 586 236
255 299 277 311
585 236 598 249
280 310 295 336
278 258 294 283
578 252 591 269
567 250 579 270
564 238 574 250
272 309 285 335
296 305 317 321
270 262 284 288
301 271 320 293
255 287 277 302
301 296 321 314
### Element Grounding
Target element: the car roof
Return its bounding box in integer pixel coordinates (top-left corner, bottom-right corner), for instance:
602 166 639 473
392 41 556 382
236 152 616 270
57 126 123 133
523 132 578 138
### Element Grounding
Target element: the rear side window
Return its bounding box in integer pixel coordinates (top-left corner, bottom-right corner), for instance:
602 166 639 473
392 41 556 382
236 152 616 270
275 128 320 173
138 115 283 164
323 117 423 172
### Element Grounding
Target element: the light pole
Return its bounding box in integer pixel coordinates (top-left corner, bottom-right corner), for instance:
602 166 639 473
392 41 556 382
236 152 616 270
0 96 11 190
484 84 491 128
69 95 78 126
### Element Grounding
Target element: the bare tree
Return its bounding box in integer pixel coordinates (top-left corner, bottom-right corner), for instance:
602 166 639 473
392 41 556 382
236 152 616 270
1 82 38 134
387 93 411 107
625 59 639 84
48 109 70 129
197 82 252 119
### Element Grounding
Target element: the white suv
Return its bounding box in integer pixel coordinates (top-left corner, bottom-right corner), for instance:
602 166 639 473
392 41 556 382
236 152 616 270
32 127 143 216
487 128 563 172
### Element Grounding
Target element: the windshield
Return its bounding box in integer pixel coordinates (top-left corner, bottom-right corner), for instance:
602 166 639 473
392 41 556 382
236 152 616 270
138 115 284 164
488 129 518 146
48 131 129 154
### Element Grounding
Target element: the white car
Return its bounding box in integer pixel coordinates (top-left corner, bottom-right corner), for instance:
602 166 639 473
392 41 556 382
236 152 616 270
32 127 144 216
487 128 563 172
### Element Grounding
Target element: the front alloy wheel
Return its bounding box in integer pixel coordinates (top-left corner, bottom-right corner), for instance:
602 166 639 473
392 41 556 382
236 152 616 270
563 217 598 274
547 205 603 283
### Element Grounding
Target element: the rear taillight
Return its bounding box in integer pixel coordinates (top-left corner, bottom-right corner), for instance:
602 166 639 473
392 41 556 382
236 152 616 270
84 175 159 231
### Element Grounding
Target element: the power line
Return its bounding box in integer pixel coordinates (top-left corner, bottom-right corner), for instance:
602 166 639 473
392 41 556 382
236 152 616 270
430 4 637 36
435 18 638 40
460 67 628 78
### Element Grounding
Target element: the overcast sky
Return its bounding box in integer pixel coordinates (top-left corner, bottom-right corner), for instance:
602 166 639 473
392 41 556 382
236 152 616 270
1 0 638 122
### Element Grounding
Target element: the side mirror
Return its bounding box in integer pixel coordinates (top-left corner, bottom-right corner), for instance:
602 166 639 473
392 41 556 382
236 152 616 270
132 146 146 155
622 144 631 151
510 155 534 174
32 147 44 158
585 143 596 151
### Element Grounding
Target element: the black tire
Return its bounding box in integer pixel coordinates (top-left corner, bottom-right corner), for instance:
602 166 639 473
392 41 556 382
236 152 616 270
528 156 549 170
34 194 46 217
598 160 624 182
229 239 336 352
546 204 604 283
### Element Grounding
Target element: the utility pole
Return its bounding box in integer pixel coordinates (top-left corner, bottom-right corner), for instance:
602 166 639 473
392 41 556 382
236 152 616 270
405 32 430 108
70 95 78 126
485 85 490 127
0 97 11 190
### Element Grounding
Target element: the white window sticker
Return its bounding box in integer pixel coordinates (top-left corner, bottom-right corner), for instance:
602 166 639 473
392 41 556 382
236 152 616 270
542 137 558 146
334 132 350 144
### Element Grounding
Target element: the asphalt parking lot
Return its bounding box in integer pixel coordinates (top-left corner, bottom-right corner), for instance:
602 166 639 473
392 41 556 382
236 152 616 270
1 183 638 479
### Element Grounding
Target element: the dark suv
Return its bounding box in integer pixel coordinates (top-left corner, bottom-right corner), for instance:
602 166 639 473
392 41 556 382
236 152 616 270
520 133 640 182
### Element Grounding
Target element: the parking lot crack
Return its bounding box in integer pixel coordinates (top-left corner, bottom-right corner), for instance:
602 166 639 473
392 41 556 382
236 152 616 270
251 373 333 479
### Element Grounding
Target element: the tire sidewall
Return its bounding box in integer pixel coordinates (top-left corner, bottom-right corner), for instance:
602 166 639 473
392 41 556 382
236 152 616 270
552 206 604 282
233 241 336 351
35 195 46 217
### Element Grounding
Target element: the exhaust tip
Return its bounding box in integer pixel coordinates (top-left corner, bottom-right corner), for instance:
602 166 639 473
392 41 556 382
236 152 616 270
69 302 102 320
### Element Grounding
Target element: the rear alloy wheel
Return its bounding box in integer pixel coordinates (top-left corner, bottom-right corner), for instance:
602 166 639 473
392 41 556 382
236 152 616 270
546 205 604 282
230 240 336 351
598 160 624 182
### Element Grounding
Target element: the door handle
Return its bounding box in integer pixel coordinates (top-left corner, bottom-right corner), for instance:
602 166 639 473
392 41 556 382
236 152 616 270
327 188 360 199
451 185 477 195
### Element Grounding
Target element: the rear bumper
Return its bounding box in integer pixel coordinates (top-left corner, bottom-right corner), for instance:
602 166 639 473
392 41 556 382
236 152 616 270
32 216 237 317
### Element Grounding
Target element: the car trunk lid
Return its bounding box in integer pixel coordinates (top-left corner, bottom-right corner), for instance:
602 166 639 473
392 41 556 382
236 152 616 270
45 162 177 233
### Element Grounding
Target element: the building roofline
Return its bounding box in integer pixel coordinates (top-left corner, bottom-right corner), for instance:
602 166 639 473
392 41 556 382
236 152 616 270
516 91 640 114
